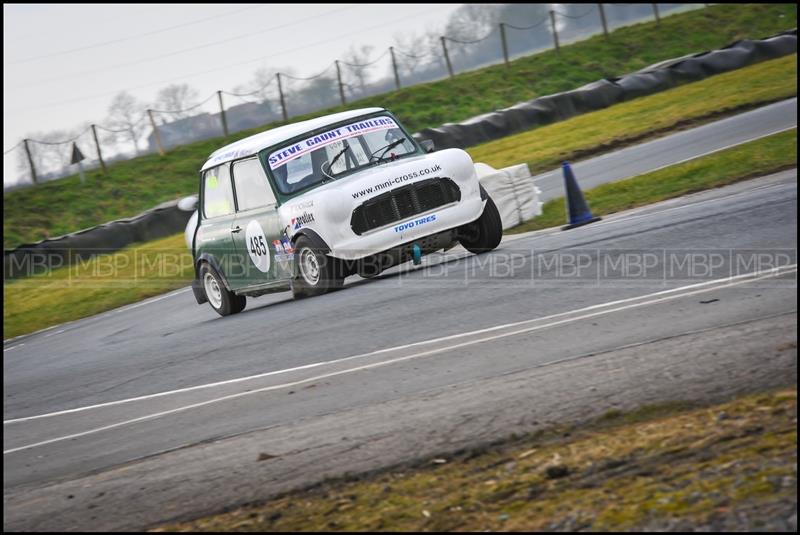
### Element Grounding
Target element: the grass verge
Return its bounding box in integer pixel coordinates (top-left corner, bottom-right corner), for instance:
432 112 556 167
467 54 797 174
3 129 797 340
152 387 798 532
506 128 798 234
3 233 192 340
3 3 796 250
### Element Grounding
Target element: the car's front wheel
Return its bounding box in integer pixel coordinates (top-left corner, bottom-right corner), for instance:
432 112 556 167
200 262 246 316
459 195 503 254
292 236 345 299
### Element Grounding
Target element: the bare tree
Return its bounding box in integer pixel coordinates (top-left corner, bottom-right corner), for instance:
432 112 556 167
292 76 339 115
154 83 200 120
440 4 551 70
391 31 427 83
423 28 450 79
342 44 376 99
16 130 66 178
106 91 147 156
235 66 278 104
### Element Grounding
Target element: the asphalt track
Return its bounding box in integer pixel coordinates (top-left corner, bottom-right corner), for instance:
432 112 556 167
533 97 797 201
3 102 798 530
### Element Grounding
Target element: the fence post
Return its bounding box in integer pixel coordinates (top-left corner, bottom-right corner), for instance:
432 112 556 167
276 73 288 122
147 109 165 156
549 10 560 53
441 36 454 78
598 4 609 39
499 23 509 66
335 60 346 106
23 139 37 185
389 46 401 90
217 90 229 137
90 124 107 174
652 3 660 24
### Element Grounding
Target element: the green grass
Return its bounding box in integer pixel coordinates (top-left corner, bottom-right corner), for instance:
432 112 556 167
467 54 797 174
3 233 192 340
4 128 796 340
153 388 798 532
506 128 797 234
3 3 796 250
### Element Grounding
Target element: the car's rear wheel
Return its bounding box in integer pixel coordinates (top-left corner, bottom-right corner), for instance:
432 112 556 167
200 263 246 316
292 236 345 299
460 195 503 254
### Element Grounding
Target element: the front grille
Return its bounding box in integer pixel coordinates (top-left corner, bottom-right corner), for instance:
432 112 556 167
351 177 460 235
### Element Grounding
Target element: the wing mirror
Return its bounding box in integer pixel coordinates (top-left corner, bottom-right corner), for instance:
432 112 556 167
420 139 435 153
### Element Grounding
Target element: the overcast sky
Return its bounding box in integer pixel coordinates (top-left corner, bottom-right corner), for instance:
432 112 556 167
3 3 465 185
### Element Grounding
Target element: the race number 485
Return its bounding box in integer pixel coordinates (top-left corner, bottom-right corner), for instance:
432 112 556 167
245 220 271 273
249 236 267 256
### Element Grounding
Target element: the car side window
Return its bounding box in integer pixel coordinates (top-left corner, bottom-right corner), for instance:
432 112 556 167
203 164 234 218
232 158 277 211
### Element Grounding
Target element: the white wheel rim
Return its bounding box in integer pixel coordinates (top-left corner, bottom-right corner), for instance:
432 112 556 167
204 272 223 309
300 249 320 286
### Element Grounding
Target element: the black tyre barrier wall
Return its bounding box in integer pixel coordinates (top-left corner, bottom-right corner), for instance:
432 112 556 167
4 200 194 279
415 30 797 150
4 30 796 280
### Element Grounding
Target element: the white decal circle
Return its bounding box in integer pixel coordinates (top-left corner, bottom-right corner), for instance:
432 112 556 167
245 220 271 273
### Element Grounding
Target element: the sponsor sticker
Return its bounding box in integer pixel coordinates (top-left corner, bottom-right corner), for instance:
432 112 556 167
273 239 293 263
281 236 294 254
351 164 443 199
268 116 398 170
291 211 316 230
394 214 437 233
207 147 255 166
287 199 315 213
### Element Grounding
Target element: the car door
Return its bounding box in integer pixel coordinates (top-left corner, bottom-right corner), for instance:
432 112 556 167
197 163 239 281
228 157 293 290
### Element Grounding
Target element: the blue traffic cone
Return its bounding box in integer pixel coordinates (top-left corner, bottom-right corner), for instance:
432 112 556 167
561 161 601 230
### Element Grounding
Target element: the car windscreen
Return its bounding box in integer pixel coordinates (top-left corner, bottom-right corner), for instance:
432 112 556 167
264 115 417 195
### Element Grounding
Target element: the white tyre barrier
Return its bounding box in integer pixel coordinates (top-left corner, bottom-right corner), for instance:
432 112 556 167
475 162 542 230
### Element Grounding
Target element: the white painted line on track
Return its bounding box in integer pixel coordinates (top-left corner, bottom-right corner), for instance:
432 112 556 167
5 264 796 425
3 287 192 345
622 126 797 177
105 287 192 316
4 265 795 455
43 329 65 338
531 125 797 184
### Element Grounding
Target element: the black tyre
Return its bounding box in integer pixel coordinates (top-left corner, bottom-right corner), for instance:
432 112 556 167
200 262 246 316
459 194 503 254
292 236 345 299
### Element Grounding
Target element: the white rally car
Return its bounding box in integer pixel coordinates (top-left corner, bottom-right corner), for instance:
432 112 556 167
190 107 502 316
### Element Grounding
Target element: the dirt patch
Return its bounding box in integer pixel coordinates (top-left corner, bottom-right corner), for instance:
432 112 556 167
154 388 798 532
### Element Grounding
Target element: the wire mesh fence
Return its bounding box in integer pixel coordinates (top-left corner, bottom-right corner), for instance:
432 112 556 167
4 3 707 190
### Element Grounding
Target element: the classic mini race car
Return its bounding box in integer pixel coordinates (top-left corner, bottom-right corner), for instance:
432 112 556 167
190 107 502 316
